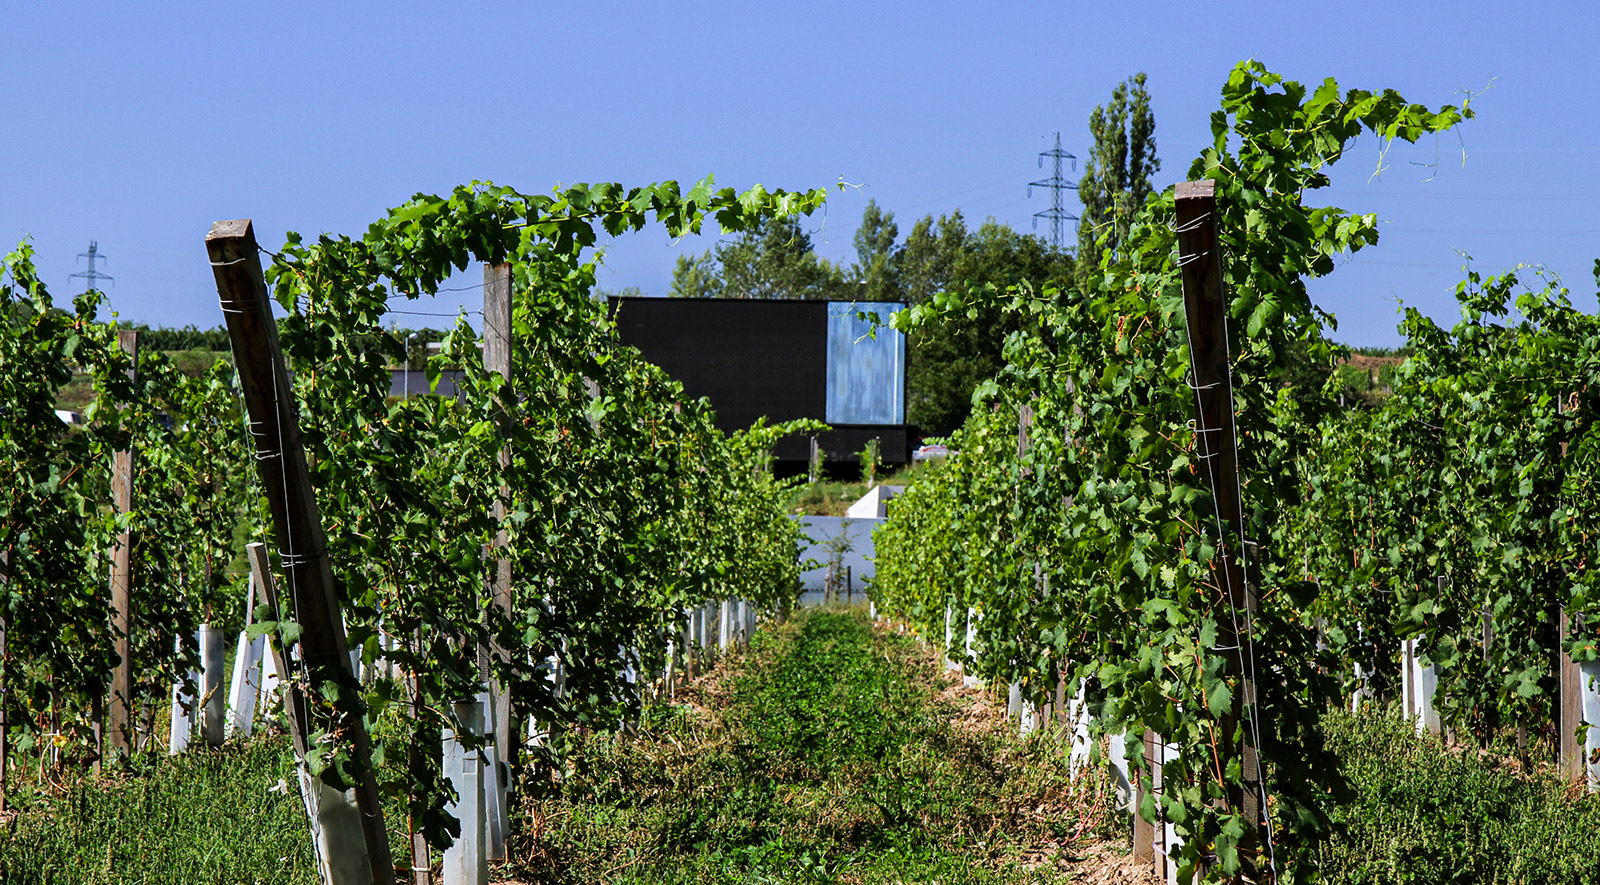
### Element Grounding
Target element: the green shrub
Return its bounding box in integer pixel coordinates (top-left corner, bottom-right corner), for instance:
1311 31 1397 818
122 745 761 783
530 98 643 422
1316 710 1600 884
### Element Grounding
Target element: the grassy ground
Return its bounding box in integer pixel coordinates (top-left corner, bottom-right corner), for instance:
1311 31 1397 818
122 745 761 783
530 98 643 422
786 461 939 516
0 736 318 885
786 479 876 517
510 608 1123 884
8 608 1595 883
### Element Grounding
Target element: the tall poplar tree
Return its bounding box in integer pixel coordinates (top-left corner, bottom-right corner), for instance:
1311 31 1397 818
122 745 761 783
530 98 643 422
1076 73 1159 286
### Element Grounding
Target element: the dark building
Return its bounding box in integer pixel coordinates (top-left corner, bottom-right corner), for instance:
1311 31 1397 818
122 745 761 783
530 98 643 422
608 297 909 464
389 369 466 400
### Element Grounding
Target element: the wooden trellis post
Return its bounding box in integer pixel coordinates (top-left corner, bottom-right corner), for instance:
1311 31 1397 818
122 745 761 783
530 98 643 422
482 261 514 860
0 550 8 812
1558 608 1598 790
1174 179 1267 880
108 329 138 754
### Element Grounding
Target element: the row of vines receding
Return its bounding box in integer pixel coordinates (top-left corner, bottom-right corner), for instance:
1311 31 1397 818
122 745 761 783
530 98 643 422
0 177 832 861
872 60 1597 884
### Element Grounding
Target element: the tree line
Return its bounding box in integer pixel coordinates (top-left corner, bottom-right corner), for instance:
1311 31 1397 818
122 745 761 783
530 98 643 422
660 75 1160 439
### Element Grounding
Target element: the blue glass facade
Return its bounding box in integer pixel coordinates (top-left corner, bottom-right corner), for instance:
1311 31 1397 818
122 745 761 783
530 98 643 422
825 301 906 425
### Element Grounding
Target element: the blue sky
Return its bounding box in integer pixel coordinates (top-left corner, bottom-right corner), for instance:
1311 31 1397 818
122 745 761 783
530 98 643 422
5 1 1596 346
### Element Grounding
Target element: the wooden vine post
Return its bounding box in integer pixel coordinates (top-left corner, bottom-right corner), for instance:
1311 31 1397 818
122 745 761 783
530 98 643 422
1558 607 1586 784
482 261 514 861
246 543 296 723
207 219 395 885
107 329 139 754
1173 179 1267 879
0 550 7 812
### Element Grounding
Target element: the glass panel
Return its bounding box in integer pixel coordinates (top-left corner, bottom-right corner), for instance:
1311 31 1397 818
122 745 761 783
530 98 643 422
825 301 905 425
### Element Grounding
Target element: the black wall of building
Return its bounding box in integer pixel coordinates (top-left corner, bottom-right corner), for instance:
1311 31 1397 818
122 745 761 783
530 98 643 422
609 297 907 463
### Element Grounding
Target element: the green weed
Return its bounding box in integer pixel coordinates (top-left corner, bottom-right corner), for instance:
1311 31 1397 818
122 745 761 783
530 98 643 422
1315 710 1600 884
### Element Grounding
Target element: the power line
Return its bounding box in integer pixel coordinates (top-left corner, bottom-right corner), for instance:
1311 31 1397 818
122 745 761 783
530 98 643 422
70 240 114 292
1029 132 1078 250
385 308 480 318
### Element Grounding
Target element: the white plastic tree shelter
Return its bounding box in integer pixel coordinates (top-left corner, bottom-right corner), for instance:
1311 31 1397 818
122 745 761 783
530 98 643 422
226 574 266 739
240 541 374 885
1107 732 1134 812
962 607 979 689
198 624 226 746
477 689 509 861
1583 660 1600 791
1066 678 1092 776
526 651 564 751
226 631 266 738
1401 637 1441 736
168 633 196 754
167 626 225 752
443 700 488 885
1134 732 1183 885
1401 579 1444 735
943 605 956 671
258 647 282 714
298 765 376 885
718 599 733 651
1349 624 1369 713
664 635 677 700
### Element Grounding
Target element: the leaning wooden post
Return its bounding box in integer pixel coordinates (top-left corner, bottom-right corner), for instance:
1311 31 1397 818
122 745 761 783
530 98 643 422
481 262 514 860
1174 179 1266 879
108 329 139 754
207 219 395 885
